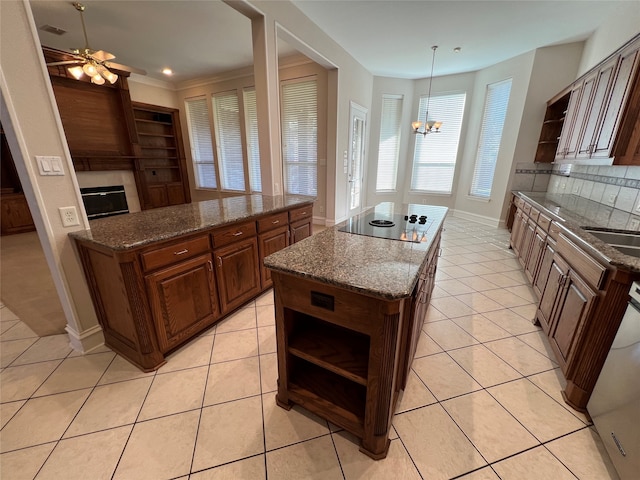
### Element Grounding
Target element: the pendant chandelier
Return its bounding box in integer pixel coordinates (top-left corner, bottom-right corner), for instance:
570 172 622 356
412 46 442 136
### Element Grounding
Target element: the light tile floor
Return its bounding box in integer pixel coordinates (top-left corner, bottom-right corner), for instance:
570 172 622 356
0 217 620 479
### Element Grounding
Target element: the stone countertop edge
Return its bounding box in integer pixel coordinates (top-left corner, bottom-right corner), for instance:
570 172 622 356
514 191 640 273
265 205 448 301
69 194 316 251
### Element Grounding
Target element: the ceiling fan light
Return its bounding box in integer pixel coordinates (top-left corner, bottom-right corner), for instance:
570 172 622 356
68 66 84 80
98 65 118 84
91 73 105 85
83 62 98 77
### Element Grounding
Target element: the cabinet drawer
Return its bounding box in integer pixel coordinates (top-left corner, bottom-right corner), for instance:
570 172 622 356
141 235 210 272
556 233 608 289
538 213 552 232
529 207 540 223
549 221 562 241
258 212 288 233
212 221 257 248
514 196 524 209
289 204 312 223
522 202 532 216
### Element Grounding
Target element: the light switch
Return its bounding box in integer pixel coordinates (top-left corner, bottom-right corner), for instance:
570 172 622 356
36 156 64 176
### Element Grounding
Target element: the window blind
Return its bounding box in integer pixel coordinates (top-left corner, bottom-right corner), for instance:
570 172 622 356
281 78 318 196
376 94 403 192
185 98 217 189
212 92 245 192
411 92 466 193
470 78 512 198
242 88 261 193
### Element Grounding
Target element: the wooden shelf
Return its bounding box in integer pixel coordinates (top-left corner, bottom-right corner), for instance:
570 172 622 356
289 358 366 433
134 118 172 126
538 140 559 145
288 314 369 385
138 132 175 138
543 118 565 124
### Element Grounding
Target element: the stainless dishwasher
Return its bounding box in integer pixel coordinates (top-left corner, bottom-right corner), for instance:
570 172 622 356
588 281 640 480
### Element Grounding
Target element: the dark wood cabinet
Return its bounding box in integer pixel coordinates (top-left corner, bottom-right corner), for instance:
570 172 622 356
536 34 640 164
74 201 313 371
533 236 557 302
538 254 565 333
1 124 35 235
146 253 219 352
549 268 598 372
259 226 289 289
289 205 313 243
525 226 545 284
132 103 191 209
214 237 261 314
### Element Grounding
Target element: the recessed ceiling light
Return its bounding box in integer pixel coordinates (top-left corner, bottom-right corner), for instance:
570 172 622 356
453 47 462 53
162 68 173 75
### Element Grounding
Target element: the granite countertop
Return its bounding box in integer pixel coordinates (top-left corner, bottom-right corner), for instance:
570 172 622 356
515 192 640 273
264 204 448 300
70 194 315 250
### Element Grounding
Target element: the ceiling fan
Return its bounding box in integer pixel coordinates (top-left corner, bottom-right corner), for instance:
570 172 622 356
45 2 146 85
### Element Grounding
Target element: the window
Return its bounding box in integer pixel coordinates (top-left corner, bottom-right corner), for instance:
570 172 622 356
212 92 245 192
376 94 403 192
281 78 317 196
470 78 512 198
185 97 217 189
411 92 466 193
243 88 261 192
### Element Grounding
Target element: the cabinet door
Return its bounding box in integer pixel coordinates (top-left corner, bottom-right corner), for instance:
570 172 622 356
146 253 219 352
565 73 598 158
549 270 598 372
510 209 524 255
214 237 261 313
519 218 536 268
259 225 289 289
1 194 36 235
525 228 545 285
533 237 556 300
537 255 568 333
291 219 312 244
556 83 583 159
576 56 619 158
594 46 640 158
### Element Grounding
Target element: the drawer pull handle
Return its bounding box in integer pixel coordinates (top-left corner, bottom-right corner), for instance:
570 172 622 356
301 212 307 215
174 249 188 256
218 256 222 267
207 260 213 272
233 231 243 236
272 220 280 224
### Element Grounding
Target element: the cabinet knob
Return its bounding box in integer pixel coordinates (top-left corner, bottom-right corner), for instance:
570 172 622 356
207 260 213 272
174 249 188 256
218 256 223 267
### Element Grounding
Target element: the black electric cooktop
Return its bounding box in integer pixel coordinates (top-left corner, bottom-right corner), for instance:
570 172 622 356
338 212 434 243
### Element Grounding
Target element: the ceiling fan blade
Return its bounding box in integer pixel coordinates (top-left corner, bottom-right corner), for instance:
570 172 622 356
92 50 116 62
103 61 147 76
46 60 83 67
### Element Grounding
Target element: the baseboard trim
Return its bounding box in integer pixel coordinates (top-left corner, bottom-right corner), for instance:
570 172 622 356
450 209 501 228
65 323 105 354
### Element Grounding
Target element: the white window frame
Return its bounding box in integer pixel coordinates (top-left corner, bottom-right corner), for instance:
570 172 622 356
469 78 513 199
410 92 466 194
243 87 261 193
376 94 403 192
185 96 218 190
280 76 318 197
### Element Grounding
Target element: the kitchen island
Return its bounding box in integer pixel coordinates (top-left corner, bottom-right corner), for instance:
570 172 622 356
264 203 447 459
71 194 314 371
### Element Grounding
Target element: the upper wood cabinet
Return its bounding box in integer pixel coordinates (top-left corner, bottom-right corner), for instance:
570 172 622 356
535 34 640 164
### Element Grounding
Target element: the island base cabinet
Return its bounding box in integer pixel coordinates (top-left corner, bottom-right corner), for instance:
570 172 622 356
272 271 406 460
214 237 261 314
146 253 219 352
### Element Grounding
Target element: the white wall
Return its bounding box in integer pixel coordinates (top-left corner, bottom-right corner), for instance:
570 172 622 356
453 51 536 225
0 0 103 351
578 1 640 76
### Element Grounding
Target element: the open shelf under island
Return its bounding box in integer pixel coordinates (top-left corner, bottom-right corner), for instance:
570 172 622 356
264 203 447 459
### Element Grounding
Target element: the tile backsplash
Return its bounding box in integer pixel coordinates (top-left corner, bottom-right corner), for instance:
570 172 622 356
546 164 640 231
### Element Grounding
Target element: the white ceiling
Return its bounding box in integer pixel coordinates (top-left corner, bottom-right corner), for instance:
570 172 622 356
29 0 632 86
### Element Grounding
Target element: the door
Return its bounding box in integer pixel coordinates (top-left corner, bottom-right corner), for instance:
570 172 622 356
214 237 261 314
258 225 289 289
146 253 219 352
347 102 367 218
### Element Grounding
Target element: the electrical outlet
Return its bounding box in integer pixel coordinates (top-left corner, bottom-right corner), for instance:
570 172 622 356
560 182 566 190
572 185 581 195
635 200 640 213
319 205 324 214
630 218 640 230
59 206 79 227
608 193 617 205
